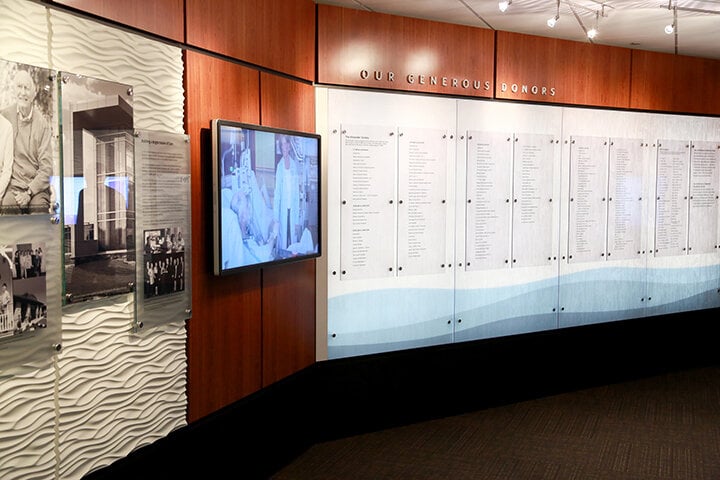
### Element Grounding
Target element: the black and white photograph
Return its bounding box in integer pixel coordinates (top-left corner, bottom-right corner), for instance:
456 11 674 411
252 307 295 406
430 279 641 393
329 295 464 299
59 73 135 303
0 59 56 216
0 241 47 340
143 227 185 299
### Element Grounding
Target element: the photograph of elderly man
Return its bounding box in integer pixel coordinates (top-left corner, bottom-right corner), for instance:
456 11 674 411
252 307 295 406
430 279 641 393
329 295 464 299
0 62 53 215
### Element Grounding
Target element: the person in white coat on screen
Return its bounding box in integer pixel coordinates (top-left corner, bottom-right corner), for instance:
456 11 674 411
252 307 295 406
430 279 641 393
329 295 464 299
273 134 301 254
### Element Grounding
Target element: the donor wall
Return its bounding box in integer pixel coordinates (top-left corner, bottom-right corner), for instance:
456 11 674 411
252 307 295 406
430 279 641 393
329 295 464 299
319 87 720 360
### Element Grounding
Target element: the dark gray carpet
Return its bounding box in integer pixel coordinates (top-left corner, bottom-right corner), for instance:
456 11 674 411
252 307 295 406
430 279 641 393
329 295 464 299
272 366 720 479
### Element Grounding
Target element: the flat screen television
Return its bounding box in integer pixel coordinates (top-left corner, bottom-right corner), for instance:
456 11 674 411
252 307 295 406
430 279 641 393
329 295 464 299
211 119 321 275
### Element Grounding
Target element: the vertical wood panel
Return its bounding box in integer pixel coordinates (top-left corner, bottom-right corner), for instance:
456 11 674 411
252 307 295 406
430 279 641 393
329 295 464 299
185 50 263 422
630 50 720 115
260 72 316 133
496 31 632 108
262 260 316 387
318 5 494 97
49 0 184 42
259 72 317 386
185 0 315 81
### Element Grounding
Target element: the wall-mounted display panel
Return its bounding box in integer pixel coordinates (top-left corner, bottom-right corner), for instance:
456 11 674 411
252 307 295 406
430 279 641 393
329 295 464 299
0 215 61 374
322 88 456 359
568 135 608 264
339 124 397 281
0 59 57 216
397 127 449 277
465 131 512 270
211 120 321 275
59 72 135 304
134 129 191 328
688 141 719 255
558 108 651 328
455 101 561 343
654 139 690 258
607 138 645 261
511 132 558 268
0 58 61 373
644 114 720 317
321 88 720 360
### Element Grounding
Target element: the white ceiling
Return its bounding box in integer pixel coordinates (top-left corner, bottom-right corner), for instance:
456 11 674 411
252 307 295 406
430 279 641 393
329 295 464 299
315 0 720 60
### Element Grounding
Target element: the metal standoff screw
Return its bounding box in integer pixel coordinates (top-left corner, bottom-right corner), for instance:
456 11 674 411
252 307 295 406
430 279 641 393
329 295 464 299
185 309 192 315
127 87 134 96
53 344 62 352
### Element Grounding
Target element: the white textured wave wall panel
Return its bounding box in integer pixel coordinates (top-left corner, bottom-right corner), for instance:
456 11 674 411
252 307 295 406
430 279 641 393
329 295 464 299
0 0 49 67
49 9 185 134
58 296 187 479
0 368 56 480
46 8 187 479
0 3 188 479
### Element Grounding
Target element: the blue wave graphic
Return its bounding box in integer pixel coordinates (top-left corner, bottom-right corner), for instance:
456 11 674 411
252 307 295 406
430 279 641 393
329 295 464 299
328 264 720 359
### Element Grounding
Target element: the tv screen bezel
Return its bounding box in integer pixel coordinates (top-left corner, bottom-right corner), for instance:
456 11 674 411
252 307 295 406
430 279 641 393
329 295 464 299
211 119 322 276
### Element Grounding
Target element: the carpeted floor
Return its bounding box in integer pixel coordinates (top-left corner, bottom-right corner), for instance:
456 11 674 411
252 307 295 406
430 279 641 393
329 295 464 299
271 365 720 479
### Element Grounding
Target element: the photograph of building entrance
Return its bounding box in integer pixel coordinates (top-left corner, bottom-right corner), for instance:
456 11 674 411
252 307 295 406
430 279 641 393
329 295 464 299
59 74 135 303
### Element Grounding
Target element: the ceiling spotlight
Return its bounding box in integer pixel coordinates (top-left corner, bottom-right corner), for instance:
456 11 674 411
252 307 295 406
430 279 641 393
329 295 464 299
587 10 599 39
548 0 560 28
498 0 511 12
665 5 677 34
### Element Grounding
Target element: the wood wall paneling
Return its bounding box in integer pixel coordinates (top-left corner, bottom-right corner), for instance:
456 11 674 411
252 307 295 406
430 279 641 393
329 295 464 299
262 260 316 387
259 72 317 386
630 50 720 115
318 4 494 98
49 0 185 42
185 0 315 81
185 50 263 422
260 72 316 133
495 31 632 108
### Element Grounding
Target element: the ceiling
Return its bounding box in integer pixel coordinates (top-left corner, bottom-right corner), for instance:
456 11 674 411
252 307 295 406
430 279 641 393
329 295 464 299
314 0 720 60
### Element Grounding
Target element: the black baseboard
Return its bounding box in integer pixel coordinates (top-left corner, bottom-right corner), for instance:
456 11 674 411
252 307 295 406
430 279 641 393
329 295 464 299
83 309 720 479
